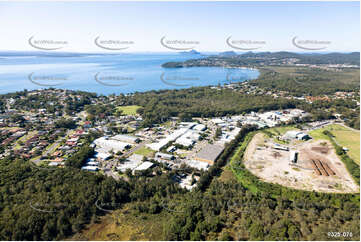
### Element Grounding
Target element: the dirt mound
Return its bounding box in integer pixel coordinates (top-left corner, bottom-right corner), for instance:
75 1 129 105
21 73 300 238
311 146 329 154
272 151 282 158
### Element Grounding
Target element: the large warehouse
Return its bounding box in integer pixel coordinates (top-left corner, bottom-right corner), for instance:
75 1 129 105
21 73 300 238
194 144 224 165
93 136 132 153
112 134 140 144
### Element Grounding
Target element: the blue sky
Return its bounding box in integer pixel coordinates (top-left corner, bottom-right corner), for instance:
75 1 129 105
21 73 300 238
0 1 359 52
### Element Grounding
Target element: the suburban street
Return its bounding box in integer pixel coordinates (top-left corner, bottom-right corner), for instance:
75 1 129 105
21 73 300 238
32 130 72 165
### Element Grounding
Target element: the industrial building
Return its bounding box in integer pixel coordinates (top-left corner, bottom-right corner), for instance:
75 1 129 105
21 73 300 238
117 162 139 172
284 131 311 140
127 154 144 163
193 124 206 131
146 128 188 151
133 161 154 172
186 160 210 170
179 122 197 129
219 127 241 144
166 146 177 153
175 130 200 147
117 154 144 172
211 118 226 126
155 152 175 160
112 134 140 144
194 144 224 165
93 136 132 153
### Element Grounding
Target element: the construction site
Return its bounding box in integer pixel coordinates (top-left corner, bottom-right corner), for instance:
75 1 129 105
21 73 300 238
244 132 359 193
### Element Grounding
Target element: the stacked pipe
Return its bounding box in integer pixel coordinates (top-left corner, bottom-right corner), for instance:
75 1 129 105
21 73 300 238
322 161 336 175
311 160 321 175
315 160 329 176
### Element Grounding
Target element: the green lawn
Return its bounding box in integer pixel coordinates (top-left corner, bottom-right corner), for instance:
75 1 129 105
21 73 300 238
116 105 142 115
309 124 360 164
72 205 168 241
265 125 299 136
133 146 155 157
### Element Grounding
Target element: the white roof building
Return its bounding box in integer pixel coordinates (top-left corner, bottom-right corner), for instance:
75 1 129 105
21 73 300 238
290 109 304 117
86 161 99 166
146 128 188 151
155 152 174 160
186 160 210 170
117 162 139 172
117 154 144 172
94 152 112 160
134 161 154 171
166 146 177 153
128 154 144 163
146 139 169 151
211 118 225 125
81 166 99 171
284 131 310 140
112 134 140 144
175 137 195 147
193 124 206 131
175 130 200 147
179 122 197 129
93 137 132 153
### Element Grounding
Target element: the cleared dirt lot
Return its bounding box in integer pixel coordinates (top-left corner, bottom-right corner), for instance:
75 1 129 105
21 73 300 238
244 133 359 193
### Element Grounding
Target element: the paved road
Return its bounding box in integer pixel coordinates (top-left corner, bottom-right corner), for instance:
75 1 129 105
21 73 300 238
120 141 149 158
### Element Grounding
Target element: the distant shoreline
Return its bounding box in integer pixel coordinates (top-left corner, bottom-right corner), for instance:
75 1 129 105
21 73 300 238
0 53 260 95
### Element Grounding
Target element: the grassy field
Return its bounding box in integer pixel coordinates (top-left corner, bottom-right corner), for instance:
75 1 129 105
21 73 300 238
263 125 299 136
116 105 142 115
218 167 238 183
134 146 155 157
72 206 168 241
309 124 360 164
